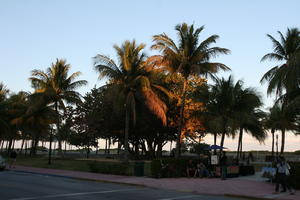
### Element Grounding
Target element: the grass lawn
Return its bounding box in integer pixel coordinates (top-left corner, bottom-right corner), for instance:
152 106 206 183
15 156 91 172
13 155 152 176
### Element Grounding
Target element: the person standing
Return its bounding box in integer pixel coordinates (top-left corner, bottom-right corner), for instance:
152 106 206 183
9 150 17 168
220 152 227 180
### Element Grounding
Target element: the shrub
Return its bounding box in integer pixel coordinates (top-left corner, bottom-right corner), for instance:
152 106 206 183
151 158 192 178
289 162 300 189
88 161 129 175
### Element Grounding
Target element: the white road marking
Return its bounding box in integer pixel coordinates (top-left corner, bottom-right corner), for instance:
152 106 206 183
10 188 140 200
158 195 202 200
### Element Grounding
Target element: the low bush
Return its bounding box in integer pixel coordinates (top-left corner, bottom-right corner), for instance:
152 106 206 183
151 158 192 178
88 161 130 175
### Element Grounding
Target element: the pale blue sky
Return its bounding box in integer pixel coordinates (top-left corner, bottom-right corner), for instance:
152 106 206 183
1 0 300 150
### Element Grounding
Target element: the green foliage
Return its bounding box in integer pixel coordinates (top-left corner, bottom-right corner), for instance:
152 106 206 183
88 161 130 175
289 162 300 189
151 158 190 178
188 143 210 155
293 150 300 155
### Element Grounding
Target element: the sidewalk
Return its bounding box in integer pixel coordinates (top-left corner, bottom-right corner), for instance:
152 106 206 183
10 165 299 200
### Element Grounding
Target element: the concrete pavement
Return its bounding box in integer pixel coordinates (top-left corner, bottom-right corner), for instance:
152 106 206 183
7 165 300 200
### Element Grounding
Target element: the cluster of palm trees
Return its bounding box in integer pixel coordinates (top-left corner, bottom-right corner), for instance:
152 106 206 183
0 23 299 163
261 28 300 155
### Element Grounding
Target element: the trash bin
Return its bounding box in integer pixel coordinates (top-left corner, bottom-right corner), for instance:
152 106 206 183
134 161 144 176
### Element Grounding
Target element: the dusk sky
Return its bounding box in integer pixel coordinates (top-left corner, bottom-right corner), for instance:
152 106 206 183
1 0 300 151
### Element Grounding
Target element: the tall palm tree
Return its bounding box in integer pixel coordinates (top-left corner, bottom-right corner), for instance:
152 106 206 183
235 110 266 158
29 59 87 154
265 103 296 155
264 105 282 157
232 84 265 158
206 76 238 148
261 28 300 96
261 28 300 154
93 40 168 162
151 23 230 157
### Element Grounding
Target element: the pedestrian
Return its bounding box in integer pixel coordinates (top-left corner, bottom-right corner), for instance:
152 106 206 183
275 156 294 195
9 150 17 168
220 151 227 180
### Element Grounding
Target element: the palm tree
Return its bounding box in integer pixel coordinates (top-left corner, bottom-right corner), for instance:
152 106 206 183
265 103 296 155
206 76 238 148
261 28 300 97
93 40 168 162
264 105 282 157
29 59 87 154
12 93 56 156
151 23 230 157
261 28 300 154
232 83 265 158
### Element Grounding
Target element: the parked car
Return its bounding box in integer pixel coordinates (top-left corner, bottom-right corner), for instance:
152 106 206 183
0 155 6 170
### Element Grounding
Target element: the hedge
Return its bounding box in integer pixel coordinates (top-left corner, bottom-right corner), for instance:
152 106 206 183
88 161 130 175
289 162 300 189
151 158 210 178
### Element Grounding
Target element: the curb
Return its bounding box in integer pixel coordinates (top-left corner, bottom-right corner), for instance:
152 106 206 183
224 194 273 200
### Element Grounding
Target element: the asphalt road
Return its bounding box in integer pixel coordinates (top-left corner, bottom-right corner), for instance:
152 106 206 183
0 171 248 200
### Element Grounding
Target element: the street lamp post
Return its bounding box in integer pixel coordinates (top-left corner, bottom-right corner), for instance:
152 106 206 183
276 134 278 157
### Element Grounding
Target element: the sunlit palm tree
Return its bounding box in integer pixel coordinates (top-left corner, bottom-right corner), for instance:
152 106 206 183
151 23 230 157
93 40 168 162
29 59 87 153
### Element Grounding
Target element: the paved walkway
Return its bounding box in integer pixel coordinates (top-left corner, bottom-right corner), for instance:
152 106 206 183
9 165 299 200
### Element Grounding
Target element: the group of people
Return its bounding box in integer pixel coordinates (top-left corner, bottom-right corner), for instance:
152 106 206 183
186 152 227 179
186 160 211 178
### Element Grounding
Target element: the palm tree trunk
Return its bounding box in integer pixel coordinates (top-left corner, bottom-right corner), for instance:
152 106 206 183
48 129 53 165
124 104 130 163
55 102 62 156
20 139 25 154
7 138 13 154
280 128 285 155
237 128 243 159
12 140 15 150
64 141 67 155
220 118 227 149
271 129 275 157
105 139 108 155
5 140 9 152
24 140 28 156
176 79 188 158
0 140 4 152
220 133 225 148
213 133 217 155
